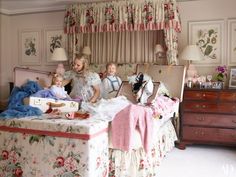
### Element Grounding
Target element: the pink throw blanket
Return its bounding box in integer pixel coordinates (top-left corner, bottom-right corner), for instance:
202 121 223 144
111 104 153 153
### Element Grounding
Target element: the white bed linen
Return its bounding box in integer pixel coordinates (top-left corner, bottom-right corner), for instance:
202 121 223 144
81 95 179 150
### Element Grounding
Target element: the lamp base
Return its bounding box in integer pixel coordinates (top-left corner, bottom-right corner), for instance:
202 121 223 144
185 64 198 83
56 63 66 76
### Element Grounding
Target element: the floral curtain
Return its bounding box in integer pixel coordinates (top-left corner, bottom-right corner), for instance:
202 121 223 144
64 0 181 65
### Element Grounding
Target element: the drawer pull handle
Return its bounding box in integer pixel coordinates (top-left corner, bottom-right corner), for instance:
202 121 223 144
197 117 205 121
195 105 200 108
202 105 206 108
201 132 205 136
231 134 236 139
232 120 236 124
202 94 206 97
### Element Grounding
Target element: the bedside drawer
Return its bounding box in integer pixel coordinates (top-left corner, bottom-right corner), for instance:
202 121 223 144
183 113 236 128
184 91 218 101
219 92 236 102
183 101 218 113
218 103 236 113
182 126 236 144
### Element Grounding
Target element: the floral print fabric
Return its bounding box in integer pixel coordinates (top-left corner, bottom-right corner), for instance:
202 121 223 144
0 115 109 177
109 120 177 177
64 0 181 33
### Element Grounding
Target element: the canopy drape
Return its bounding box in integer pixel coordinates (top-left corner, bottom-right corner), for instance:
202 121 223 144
64 0 181 65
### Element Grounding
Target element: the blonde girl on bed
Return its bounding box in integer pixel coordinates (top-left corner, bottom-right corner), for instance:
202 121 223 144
50 74 70 99
102 62 122 99
63 54 101 103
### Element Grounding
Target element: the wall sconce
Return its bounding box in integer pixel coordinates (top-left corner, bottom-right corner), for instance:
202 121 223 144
51 47 68 75
180 45 203 80
154 44 165 58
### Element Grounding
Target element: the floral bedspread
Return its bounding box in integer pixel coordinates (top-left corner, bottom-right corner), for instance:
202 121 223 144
0 114 109 177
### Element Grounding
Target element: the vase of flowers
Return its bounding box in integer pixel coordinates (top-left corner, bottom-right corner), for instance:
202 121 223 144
214 65 227 89
215 65 227 81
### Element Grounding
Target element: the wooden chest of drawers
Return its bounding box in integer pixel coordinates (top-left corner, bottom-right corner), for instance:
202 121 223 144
179 88 236 149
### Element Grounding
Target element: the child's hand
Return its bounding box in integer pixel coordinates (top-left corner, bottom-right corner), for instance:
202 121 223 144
89 98 97 103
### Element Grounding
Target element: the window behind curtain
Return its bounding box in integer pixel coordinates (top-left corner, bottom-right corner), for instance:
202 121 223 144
75 30 165 64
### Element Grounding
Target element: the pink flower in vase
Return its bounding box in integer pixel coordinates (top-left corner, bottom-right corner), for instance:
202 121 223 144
215 65 227 81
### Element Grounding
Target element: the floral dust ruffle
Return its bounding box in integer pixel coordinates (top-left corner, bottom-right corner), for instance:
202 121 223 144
108 120 177 177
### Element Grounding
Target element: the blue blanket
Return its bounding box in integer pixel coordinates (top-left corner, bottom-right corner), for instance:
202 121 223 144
0 81 43 119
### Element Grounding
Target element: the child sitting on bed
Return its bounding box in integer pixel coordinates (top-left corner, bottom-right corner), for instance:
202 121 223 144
50 74 70 99
102 62 122 99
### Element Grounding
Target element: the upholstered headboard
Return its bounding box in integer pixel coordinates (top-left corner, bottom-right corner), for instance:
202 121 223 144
136 64 186 102
13 67 53 88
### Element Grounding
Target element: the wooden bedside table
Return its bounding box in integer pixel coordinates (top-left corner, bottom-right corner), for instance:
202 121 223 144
179 87 236 149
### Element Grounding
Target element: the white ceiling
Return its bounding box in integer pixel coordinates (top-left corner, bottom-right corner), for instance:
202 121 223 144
0 0 197 15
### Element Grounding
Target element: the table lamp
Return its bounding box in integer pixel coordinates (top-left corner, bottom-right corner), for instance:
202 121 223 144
155 44 165 58
82 46 91 57
51 47 68 75
180 45 203 80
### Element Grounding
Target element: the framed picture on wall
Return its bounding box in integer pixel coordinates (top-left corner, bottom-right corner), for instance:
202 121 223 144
188 20 225 66
44 27 67 65
229 68 236 88
19 29 41 65
227 18 236 66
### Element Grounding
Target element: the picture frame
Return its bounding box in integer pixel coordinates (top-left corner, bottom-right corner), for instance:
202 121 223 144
19 29 41 65
229 68 236 88
188 20 225 66
44 27 67 65
227 19 236 66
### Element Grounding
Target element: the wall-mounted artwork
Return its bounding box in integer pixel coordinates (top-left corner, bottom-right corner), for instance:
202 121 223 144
188 20 224 66
229 68 236 88
44 27 66 65
19 29 41 65
227 19 236 66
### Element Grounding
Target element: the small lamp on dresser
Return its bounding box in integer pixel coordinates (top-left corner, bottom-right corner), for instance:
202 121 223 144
180 45 203 81
51 48 68 75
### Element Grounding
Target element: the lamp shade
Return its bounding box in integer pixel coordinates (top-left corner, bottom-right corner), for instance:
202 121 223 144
154 44 164 54
51 48 68 61
180 45 203 61
82 46 91 56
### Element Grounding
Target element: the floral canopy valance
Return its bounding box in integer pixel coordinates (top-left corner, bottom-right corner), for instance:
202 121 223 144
64 0 181 34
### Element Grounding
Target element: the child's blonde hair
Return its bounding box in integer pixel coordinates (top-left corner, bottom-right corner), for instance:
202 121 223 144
52 74 63 84
106 62 117 70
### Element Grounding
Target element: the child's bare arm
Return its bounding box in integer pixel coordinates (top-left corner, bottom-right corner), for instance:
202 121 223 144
62 79 71 87
89 85 100 103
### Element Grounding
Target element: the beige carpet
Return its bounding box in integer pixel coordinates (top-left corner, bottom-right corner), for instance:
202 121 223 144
157 145 236 177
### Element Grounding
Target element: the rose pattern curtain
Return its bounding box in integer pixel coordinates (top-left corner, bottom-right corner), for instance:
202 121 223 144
64 0 181 65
